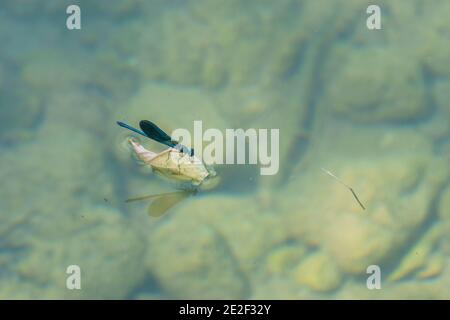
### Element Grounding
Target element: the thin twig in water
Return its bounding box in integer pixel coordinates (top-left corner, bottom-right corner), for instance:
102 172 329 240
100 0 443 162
321 168 366 210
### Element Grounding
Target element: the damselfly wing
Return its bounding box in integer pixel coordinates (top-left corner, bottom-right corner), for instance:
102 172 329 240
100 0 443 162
126 190 195 217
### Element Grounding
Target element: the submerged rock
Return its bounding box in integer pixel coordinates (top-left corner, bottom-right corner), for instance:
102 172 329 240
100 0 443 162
421 2 450 77
388 225 443 282
417 253 445 280
13 206 146 299
439 185 450 221
0 74 43 145
0 107 129 298
264 243 307 276
282 123 448 275
170 195 288 274
322 213 399 275
147 218 248 299
2 0 450 300
293 250 342 292
323 47 428 123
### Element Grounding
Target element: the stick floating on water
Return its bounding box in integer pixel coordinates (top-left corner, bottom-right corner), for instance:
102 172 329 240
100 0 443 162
321 168 366 210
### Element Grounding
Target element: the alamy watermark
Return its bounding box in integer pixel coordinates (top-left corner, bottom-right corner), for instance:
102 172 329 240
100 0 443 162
366 5 382 30
66 5 81 30
172 121 279 176
66 265 81 290
67 4 382 31
366 265 381 290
